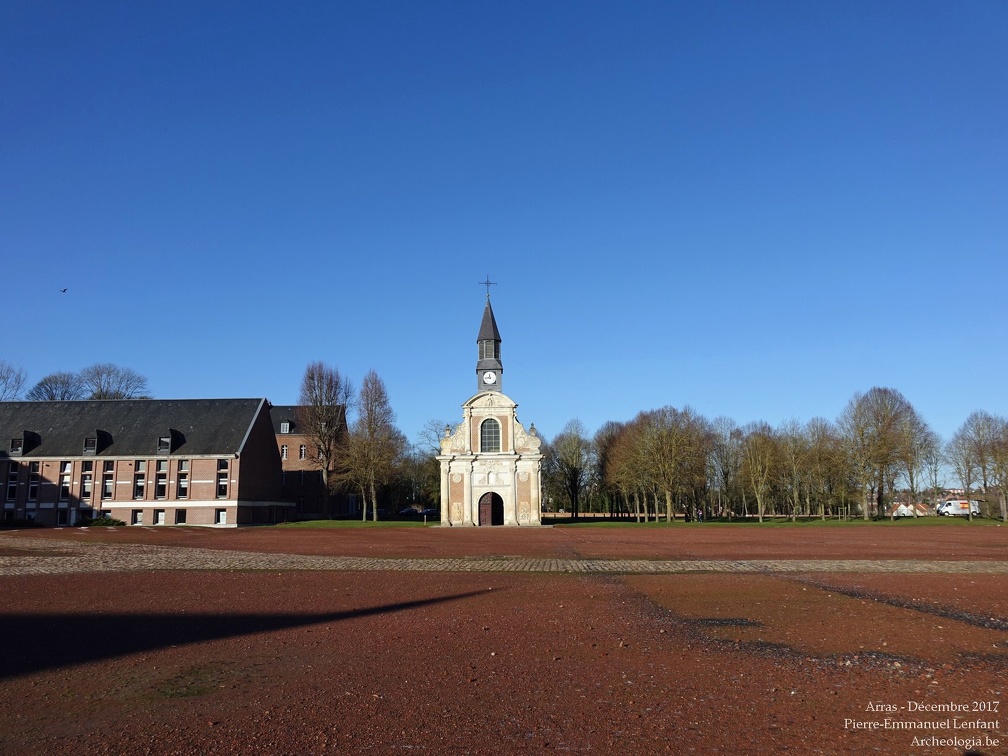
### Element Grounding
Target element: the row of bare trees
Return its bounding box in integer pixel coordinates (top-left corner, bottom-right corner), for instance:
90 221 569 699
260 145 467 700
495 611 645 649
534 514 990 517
0 361 150 400
297 361 411 519
542 387 1008 522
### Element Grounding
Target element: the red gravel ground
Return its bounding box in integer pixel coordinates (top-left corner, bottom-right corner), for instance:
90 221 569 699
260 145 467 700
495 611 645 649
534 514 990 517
1 523 1007 755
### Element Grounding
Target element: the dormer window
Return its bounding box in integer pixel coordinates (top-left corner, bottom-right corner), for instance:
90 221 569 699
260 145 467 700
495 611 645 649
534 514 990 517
9 431 39 456
156 429 182 455
280 421 290 434
83 436 98 454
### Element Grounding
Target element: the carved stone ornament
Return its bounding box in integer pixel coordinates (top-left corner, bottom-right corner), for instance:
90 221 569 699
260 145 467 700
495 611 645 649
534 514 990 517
451 473 463 484
514 424 542 452
450 432 468 452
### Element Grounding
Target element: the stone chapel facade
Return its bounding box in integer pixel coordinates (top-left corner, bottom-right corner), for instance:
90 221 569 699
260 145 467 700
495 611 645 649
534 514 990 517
438 297 543 526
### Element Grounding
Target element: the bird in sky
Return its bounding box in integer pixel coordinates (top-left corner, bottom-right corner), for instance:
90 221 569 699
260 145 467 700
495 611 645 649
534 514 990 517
60 288 67 293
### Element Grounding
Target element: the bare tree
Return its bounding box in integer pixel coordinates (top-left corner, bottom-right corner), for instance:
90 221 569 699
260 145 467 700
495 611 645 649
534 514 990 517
740 422 778 522
548 419 595 520
594 420 628 518
345 370 405 521
804 417 842 519
26 371 85 401
960 411 998 502
947 418 985 521
838 387 917 519
406 419 453 514
297 361 354 518
418 418 452 456
778 419 809 521
710 416 743 519
988 414 1008 522
599 417 650 521
898 412 938 519
924 432 946 507
0 361 27 400
79 363 150 399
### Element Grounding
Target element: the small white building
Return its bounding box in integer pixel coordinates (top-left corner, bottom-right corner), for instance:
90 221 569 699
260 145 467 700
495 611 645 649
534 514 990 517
438 296 543 526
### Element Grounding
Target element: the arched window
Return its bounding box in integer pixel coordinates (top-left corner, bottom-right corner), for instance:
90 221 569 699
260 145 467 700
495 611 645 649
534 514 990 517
480 419 501 453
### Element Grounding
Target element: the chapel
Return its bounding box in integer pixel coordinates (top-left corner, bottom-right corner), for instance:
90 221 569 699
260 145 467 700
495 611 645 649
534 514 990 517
437 294 543 526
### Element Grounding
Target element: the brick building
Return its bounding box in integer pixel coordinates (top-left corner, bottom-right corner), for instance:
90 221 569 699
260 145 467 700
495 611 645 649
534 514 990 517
270 405 352 519
0 399 287 527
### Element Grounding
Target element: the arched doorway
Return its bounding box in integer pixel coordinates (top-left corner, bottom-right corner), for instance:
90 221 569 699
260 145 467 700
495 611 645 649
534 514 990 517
477 492 505 526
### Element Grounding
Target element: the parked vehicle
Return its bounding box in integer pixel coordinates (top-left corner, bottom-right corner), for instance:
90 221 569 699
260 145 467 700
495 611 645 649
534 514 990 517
936 500 981 517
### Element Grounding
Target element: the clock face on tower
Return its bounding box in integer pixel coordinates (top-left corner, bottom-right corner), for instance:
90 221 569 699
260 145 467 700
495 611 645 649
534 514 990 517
482 371 497 385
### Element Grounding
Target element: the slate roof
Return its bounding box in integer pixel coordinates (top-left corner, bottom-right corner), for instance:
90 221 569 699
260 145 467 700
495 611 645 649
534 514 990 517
271 405 302 435
0 399 268 460
270 405 347 436
477 298 502 343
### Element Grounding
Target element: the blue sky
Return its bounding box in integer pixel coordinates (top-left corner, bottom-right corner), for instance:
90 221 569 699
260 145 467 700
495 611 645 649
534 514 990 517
3 1 1006 445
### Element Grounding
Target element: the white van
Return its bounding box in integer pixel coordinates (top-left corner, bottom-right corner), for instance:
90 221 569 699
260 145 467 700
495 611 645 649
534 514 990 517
936 500 981 517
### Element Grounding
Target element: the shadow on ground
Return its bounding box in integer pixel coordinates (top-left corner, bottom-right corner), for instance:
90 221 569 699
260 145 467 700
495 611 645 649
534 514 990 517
0 589 486 679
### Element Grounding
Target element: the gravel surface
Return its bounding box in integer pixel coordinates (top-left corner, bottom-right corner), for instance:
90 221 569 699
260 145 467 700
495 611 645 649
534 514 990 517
1 524 1006 755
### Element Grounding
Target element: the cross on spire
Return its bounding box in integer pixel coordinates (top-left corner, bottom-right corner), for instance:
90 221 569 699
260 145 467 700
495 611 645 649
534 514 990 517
479 275 497 299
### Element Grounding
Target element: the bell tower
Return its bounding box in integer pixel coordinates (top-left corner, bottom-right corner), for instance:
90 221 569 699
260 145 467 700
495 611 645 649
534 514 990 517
476 295 503 392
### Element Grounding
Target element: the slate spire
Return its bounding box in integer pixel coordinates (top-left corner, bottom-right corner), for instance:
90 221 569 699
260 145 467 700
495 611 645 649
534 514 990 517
476 297 503 392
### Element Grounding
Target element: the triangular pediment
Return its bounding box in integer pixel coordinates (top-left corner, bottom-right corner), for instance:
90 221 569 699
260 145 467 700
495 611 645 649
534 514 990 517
464 391 517 411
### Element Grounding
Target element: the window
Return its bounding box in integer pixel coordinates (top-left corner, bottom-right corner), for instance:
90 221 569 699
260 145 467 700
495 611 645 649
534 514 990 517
83 436 97 454
281 444 288 460
280 421 290 434
81 472 93 500
9 438 23 455
217 460 229 498
299 444 306 460
59 461 72 500
215 508 227 525
154 509 165 525
157 436 171 454
155 460 168 499
175 509 187 525
133 461 146 499
101 469 114 499
5 465 18 502
176 462 188 499
480 419 501 453
27 462 40 501
131 509 143 525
